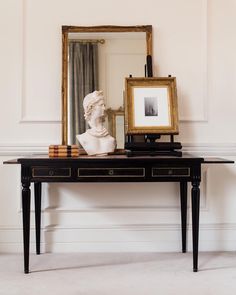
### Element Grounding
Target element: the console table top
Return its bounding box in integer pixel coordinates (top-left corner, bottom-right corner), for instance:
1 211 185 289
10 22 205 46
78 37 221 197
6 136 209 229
3 153 234 165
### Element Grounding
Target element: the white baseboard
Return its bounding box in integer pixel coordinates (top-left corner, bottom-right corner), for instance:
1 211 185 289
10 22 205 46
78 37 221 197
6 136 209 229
1 224 236 253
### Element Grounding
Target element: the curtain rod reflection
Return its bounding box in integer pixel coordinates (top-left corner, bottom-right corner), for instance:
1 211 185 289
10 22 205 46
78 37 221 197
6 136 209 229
69 39 105 44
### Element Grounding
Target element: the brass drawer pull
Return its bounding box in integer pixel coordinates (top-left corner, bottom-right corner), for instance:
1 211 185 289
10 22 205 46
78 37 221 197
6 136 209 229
108 169 114 175
49 170 54 176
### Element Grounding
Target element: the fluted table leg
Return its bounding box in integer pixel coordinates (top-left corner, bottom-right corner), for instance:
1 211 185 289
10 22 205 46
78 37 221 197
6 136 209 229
180 181 187 253
191 181 200 272
34 182 42 255
22 181 31 274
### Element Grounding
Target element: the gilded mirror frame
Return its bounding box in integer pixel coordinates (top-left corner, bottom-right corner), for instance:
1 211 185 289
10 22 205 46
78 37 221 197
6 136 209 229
61 25 152 145
106 107 124 139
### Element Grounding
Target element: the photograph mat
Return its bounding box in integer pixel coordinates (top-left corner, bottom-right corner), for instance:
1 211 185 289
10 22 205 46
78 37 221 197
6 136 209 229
133 87 170 127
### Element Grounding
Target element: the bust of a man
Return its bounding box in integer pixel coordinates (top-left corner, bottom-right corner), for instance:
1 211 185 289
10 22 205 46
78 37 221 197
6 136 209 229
76 90 116 156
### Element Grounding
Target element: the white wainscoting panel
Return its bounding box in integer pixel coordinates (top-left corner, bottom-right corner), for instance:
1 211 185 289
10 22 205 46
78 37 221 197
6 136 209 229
1 0 236 252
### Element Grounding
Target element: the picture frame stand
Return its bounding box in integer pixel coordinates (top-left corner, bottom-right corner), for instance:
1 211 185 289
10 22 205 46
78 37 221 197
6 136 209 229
125 134 182 157
125 70 182 157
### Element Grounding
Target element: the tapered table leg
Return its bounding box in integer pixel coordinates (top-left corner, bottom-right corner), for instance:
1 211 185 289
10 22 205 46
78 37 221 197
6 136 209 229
191 181 200 272
180 181 187 253
22 182 31 274
34 182 42 255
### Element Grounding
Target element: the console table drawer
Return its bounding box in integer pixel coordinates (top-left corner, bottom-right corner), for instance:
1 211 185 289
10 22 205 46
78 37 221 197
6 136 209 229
78 168 145 177
152 167 190 177
32 167 71 178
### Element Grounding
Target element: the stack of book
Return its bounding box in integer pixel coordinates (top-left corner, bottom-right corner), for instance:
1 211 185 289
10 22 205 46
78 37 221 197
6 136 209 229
49 145 79 158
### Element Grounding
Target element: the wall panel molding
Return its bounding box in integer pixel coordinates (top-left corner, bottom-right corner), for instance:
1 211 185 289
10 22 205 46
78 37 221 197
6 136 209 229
20 0 60 123
0 143 47 155
1 142 236 156
2 222 236 232
180 0 208 122
19 0 209 124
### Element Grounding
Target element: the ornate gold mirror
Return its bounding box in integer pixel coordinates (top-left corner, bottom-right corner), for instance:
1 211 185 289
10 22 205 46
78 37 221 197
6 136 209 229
62 25 152 145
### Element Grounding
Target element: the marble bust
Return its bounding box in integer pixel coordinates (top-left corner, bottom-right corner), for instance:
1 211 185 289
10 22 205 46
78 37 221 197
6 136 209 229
76 90 116 156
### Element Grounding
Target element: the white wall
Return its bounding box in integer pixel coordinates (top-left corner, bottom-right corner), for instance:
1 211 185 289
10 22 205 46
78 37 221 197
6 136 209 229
0 0 236 253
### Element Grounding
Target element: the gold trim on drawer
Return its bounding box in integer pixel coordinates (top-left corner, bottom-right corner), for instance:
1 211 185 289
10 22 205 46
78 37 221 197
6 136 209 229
32 167 71 178
78 167 145 178
152 167 190 177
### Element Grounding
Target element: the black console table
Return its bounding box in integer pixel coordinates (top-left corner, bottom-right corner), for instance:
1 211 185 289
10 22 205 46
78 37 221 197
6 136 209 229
4 155 234 273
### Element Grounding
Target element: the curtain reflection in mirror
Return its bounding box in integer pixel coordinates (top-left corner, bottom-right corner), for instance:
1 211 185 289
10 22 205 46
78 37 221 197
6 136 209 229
68 42 98 144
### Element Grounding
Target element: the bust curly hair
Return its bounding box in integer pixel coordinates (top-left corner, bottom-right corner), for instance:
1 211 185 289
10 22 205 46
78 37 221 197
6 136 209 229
83 90 104 121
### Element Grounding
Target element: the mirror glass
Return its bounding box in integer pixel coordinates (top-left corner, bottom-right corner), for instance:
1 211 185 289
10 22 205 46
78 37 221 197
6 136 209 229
62 26 152 146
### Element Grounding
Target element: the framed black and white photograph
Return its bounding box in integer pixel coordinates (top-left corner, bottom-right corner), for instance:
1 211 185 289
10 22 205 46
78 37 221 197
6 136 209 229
125 77 179 134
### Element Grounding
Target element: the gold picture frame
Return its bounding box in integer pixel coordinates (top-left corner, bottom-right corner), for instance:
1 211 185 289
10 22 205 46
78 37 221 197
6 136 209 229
125 77 179 135
106 107 125 149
